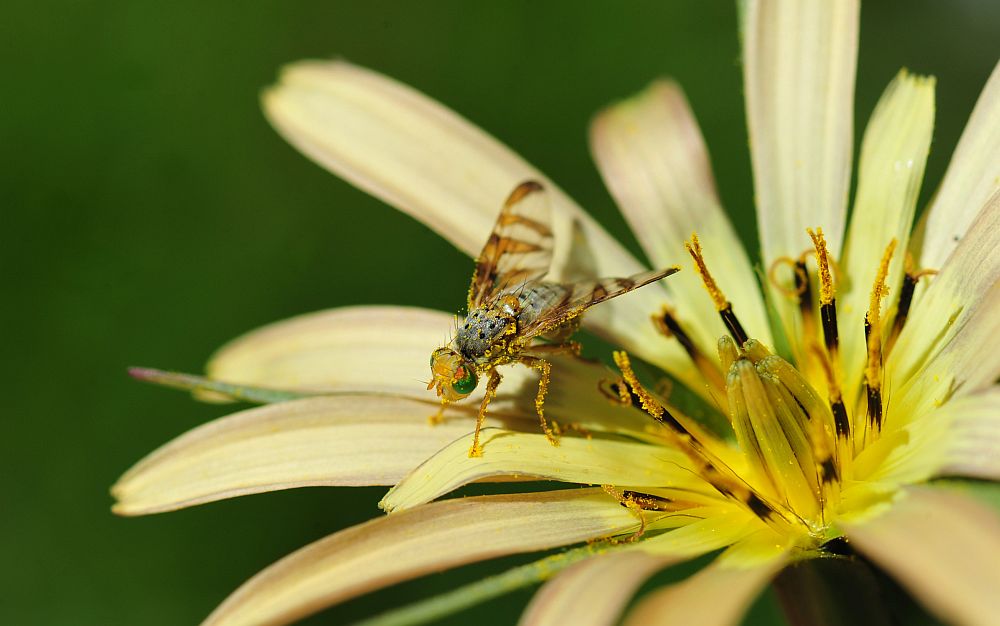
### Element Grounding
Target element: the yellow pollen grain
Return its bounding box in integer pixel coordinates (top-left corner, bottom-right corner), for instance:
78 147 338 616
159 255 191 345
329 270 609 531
807 228 834 304
685 233 727 311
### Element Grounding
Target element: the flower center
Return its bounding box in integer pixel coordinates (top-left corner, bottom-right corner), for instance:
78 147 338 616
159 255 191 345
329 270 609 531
609 230 940 546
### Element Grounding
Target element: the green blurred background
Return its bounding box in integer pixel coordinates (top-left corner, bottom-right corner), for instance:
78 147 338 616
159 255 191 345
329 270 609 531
3 2 997 624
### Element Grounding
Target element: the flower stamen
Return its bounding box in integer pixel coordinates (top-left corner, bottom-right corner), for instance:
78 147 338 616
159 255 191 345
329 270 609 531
864 239 897 439
884 253 938 356
686 233 749 345
613 350 799 533
807 228 853 466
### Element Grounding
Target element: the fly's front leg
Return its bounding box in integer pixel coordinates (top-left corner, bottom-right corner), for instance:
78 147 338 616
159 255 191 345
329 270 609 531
469 368 502 458
519 355 559 446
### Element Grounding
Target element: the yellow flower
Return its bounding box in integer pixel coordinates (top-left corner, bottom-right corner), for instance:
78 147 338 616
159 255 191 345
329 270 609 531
114 2 1000 625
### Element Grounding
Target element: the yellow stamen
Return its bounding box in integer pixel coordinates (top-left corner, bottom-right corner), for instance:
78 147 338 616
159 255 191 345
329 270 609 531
866 240 897 389
686 233 726 311
685 233 749 345
807 228 835 305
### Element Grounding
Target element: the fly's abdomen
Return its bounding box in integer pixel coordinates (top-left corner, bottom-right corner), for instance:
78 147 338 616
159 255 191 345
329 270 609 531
516 283 570 327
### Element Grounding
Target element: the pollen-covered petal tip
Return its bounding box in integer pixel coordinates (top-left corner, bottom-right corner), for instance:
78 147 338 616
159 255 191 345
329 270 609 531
112 395 500 516
843 485 1000 626
202 489 640 626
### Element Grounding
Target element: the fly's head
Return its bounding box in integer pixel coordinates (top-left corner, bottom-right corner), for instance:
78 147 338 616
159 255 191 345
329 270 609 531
428 347 479 402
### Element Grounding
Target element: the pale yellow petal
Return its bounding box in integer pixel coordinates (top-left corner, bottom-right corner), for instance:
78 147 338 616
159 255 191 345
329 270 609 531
937 387 1000 480
205 303 661 438
203 489 639 626
888 193 1000 420
112 395 489 515
381 430 705 512
742 0 858 260
204 305 449 399
590 80 772 354
849 389 994 487
838 71 935 406
262 60 691 380
622 547 786 626
920 61 1000 269
640 506 761 558
844 485 1000 626
741 0 858 365
519 551 675 626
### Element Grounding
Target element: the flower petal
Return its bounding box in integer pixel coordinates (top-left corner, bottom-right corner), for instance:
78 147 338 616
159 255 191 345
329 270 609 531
844 485 1000 626
205 304 657 437
203 489 638 626
937 387 1000 481
741 0 858 260
203 305 448 399
740 0 858 365
381 430 705 512
919 61 1000 270
262 60 691 380
519 551 675 626
622 545 786 626
590 80 772 353
838 71 935 404
112 395 491 515
854 387 1000 486
888 193 1000 419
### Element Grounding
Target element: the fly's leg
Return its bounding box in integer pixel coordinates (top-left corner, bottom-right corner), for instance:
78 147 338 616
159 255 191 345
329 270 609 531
519 355 559 446
428 399 447 425
522 342 583 438
469 368 502 458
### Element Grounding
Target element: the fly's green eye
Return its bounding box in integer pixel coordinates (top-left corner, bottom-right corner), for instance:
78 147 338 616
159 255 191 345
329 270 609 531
452 367 478 395
430 354 435 368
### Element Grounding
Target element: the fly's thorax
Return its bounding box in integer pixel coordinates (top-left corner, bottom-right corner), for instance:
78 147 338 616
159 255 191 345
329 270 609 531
454 305 518 365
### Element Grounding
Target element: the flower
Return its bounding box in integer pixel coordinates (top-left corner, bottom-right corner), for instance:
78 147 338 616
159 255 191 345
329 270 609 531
113 1 1000 625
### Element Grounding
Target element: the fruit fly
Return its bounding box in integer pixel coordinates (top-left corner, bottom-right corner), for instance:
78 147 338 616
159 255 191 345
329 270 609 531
428 180 678 456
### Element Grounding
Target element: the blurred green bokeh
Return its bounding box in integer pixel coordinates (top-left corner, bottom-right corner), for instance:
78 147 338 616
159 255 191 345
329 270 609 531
3 2 996 624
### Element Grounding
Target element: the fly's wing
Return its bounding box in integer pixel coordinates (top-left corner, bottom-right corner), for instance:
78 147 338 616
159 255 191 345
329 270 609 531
468 181 554 309
518 267 679 340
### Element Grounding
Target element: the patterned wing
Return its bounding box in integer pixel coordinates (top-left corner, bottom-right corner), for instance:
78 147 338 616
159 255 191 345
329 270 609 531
468 181 554 309
518 267 679 340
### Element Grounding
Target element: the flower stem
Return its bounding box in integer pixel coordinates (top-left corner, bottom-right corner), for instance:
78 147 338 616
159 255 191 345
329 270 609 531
351 542 614 626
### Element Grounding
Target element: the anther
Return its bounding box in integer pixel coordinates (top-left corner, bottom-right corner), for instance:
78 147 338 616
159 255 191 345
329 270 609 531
807 228 851 451
885 253 938 356
686 233 749 345
807 228 840 355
